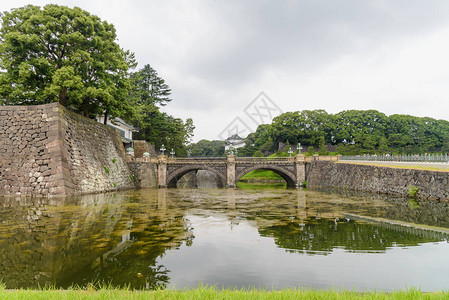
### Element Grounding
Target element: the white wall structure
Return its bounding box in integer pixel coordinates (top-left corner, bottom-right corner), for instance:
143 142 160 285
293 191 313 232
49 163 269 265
97 116 138 147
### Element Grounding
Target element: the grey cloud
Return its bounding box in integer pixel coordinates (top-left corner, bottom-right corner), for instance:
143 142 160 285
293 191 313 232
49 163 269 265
183 1 449 87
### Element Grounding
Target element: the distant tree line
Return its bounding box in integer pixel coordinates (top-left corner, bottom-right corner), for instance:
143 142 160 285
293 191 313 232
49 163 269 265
189 109 449 157
0 4 193 155
187 140 225 157
240 110 449 156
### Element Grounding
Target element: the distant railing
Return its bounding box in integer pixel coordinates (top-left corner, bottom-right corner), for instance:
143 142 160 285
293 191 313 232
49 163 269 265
340 154 449 163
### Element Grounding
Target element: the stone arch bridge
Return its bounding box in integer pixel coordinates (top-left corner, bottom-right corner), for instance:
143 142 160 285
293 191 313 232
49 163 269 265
128 154 338 188
150 155 337 188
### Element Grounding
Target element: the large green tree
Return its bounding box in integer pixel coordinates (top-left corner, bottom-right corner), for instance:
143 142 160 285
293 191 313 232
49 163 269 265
0 4 135 119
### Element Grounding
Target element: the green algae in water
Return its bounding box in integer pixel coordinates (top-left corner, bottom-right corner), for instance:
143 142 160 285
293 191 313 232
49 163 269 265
1 189 449 291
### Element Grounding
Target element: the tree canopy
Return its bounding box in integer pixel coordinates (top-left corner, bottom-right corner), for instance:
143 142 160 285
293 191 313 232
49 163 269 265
239 109 449 155
0 4 135 118
188 140 226 157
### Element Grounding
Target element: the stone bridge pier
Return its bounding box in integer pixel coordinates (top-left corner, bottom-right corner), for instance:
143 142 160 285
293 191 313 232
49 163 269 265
156 155 310 189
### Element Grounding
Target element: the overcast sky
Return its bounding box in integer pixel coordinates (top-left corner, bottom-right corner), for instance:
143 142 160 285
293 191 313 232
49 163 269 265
2 1 449 142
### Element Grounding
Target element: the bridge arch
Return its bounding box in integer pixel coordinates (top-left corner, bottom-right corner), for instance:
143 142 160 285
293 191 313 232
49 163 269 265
166 165 227 188
235 165 297 188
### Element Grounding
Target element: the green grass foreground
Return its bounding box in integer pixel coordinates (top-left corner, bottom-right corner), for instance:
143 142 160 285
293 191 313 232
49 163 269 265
240 169 283 180
1 286 448 300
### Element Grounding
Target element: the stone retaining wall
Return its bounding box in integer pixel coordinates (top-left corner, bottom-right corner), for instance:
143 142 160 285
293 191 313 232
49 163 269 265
306 161 449 200
133 140 156 158
127 160 157 188
0 105 60 195
0 103 134 196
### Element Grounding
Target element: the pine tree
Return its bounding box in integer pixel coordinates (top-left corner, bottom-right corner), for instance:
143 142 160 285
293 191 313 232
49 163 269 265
130 64 171 108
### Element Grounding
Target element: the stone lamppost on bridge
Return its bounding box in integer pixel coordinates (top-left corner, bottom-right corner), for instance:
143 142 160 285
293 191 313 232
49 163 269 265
157 144 168 188
157 155 168 188
160 144 166 156
295 151 306 189
297 143 303 155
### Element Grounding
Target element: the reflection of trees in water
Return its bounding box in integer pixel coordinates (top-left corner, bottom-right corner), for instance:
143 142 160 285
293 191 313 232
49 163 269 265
2 188 448 289
54 190 193 290
258 217 442 255
0 190 193 290
80 215 194 290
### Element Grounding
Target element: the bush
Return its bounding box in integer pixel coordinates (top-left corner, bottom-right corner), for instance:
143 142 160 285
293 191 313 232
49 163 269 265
307 146 315 156
252 150 265 157
407 185 419 198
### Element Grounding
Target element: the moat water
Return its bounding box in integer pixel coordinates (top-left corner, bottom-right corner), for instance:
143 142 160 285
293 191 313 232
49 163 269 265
1 184 449 291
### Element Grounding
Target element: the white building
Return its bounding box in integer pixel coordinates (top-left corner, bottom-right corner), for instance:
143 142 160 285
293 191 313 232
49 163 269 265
97 116 138 148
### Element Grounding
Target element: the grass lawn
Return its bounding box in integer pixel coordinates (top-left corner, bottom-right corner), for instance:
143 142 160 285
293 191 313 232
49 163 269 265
1 286 448 300
240 169 283 180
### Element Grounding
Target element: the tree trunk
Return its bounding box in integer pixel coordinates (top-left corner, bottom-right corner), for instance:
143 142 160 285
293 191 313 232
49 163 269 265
104 110 108 125
59 87 68 106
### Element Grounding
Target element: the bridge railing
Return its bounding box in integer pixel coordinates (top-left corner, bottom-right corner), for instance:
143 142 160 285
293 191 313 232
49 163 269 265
167 157 226 162
164 156 295 163
166 156 293 161
235 157 293 162
133 155 340 163
340 154 449 163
